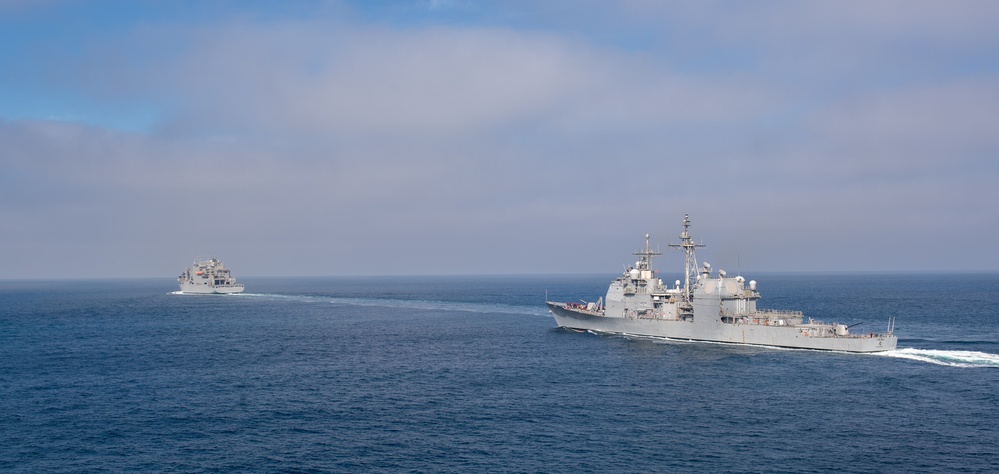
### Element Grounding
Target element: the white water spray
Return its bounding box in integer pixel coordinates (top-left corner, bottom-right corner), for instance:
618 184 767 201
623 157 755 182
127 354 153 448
877 348 999 368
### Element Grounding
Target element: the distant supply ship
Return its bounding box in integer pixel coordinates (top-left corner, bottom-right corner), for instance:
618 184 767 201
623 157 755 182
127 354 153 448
178 258 245 294
546 215 897 353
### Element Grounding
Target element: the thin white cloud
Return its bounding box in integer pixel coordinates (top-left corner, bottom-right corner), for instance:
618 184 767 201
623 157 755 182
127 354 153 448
1 2 998 277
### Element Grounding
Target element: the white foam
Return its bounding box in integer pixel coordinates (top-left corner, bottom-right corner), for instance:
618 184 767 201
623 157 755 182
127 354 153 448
169 290 249 297
579 332 999 365
191 291 549 317
877 348 999 368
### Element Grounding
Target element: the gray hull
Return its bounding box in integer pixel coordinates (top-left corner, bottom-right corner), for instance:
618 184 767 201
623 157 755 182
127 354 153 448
179 282 244 294
548 303 896 353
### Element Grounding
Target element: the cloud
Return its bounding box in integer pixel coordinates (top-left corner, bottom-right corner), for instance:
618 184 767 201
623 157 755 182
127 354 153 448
1 2 998 277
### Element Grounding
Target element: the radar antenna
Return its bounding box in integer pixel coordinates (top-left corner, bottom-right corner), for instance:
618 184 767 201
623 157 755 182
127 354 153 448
632 233 662 271
668 214 705 302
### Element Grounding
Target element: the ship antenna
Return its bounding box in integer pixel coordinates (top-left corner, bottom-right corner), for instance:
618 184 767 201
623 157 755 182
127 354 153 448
633 233 662 271
668 214 706 302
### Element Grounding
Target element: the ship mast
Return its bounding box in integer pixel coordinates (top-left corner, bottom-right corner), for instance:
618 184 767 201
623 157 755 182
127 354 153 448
668 214 705 302
633 233 662 271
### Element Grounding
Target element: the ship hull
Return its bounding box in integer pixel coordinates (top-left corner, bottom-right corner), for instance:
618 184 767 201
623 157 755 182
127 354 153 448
179 282 244 294
547 302 896 353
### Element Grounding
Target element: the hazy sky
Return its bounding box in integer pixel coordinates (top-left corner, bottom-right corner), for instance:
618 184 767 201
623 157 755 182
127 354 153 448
2 0 998 278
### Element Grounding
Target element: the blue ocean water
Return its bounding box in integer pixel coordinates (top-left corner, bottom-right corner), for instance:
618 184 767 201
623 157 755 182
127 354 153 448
2 273 998 472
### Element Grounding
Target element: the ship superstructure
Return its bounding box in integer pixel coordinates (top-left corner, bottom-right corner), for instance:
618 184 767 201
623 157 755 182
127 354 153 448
178 258 245 294
546 215 897 352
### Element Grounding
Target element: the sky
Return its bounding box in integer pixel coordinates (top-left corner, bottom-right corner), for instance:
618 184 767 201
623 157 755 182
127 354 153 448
1 0 998 279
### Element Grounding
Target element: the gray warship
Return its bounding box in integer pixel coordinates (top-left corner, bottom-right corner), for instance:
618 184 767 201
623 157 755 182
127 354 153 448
178 258 245 294
546 215 897 352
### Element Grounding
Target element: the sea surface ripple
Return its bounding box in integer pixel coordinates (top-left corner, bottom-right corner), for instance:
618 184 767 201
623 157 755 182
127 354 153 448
2 273 997 472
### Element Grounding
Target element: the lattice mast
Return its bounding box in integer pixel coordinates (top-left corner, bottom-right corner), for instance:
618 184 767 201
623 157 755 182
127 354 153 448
668 214 705 302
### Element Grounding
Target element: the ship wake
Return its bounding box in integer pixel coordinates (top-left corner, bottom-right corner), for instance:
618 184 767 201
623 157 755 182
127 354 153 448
208 292 550 317
583 331 999 366
877 348 999 368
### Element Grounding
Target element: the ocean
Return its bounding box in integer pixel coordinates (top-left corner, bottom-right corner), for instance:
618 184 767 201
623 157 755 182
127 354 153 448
2 273 998 472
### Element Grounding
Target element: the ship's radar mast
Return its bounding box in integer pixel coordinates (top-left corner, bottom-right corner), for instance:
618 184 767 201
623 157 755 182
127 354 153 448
632 233 662 271
668 214 705 301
